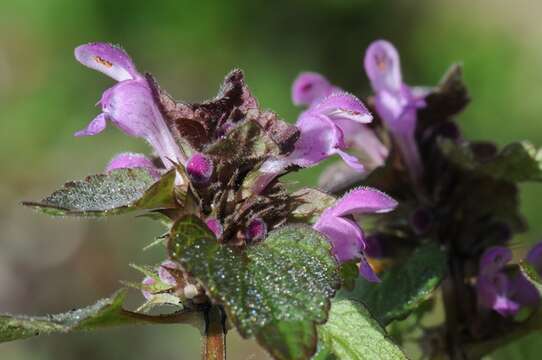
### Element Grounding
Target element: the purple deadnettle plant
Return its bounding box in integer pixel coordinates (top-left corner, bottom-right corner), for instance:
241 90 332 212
3 39 542 360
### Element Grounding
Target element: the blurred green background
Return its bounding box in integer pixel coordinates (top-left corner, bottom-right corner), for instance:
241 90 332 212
1 0 541 359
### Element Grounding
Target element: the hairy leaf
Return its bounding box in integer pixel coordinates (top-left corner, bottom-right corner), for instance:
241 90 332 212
23 168 177 216
439 139 542 183
0 289 198 343
205 120 281 162
315 299 407 360
341 244 446 325
417 63 470 130
168 216 340 360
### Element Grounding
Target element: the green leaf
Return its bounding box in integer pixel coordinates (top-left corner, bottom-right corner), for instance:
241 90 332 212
339 261 359 291
315 299 407 360
168 216 341 360
341 244 446 325
520 261 542 295
290 188 336 224
439 139 542 183
0 289 198 343
23 168 178 216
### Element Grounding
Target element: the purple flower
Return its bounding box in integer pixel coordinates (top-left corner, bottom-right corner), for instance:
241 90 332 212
74 43 184 171
476 245 542 317
364 40 425 180
288 107 364 171
292 72 388 169
314 187 397 282
106 152 161 179
262 91 373 176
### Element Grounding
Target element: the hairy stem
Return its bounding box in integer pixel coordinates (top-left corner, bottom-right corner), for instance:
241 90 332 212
442 256 468 360
202 305 226 360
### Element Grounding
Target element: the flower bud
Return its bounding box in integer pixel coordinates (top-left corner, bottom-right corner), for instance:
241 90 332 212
158 260 180 286
246 218 267 242
186 153 213 183
410 207 433 235
141 276 155 300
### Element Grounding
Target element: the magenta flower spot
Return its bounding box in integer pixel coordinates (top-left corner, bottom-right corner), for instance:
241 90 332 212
186 153 213 183
205 218 223 238
141 276 155 300
158 260 180 287
364 40 425 180
246 218 267 242
106 152 161 179
314 187 397 282
74 43 184 170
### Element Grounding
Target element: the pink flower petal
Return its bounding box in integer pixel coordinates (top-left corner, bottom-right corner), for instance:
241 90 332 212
75 42 140 82
74 113 107 137
291 72 334 106
313 91 372 124
314 214 364 263
330 187 398 217
364 40 402 94
101 79 183 168
359 255 381 283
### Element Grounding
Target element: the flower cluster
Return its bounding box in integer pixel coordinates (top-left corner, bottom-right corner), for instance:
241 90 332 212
477 244 542 316
69 43 398 305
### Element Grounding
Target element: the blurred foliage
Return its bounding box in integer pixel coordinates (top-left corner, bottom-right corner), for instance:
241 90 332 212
1 0 541 358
